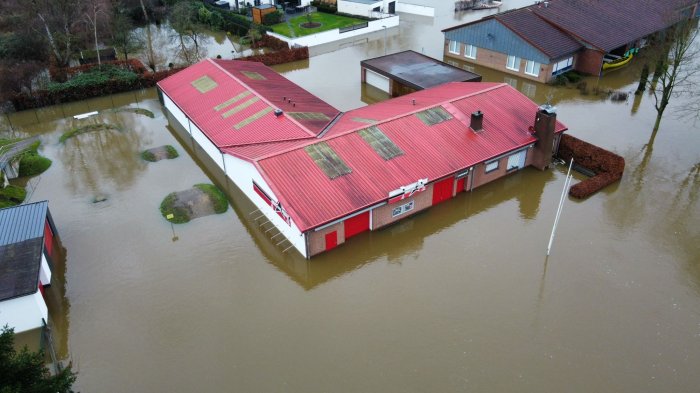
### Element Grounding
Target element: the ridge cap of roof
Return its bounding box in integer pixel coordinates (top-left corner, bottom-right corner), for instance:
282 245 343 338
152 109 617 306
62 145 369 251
254 82 510 162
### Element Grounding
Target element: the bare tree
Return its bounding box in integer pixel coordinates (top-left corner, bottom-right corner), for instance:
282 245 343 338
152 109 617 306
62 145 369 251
649 20 700 137
110 10 143 60
28 0 87 68
83 0 110 65
169 2 207 65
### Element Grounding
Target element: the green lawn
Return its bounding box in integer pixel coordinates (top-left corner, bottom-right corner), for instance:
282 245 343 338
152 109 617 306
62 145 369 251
271 12 367 37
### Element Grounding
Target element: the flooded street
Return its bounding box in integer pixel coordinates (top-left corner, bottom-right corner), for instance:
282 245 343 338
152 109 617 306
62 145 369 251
2 1 699 391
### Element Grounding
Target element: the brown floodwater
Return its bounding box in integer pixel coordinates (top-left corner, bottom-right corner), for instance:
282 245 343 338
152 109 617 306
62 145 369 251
2 2 699 391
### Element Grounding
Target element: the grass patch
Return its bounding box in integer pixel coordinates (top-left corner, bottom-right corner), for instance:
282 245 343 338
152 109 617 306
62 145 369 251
165 145 179 159
60 123 122 143
110 108 156 118
18 152 52 176
271 12 366 37
141 150 157 162
160 192 191 224
194 183 228 213
0 185 27 209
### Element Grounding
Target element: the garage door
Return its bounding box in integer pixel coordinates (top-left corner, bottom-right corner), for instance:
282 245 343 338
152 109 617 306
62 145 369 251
365 69 390 93
344 211 370 239
432 177 454 205
507 149 527 171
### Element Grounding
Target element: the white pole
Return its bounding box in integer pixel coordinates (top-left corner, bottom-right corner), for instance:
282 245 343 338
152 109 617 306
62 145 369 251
547 159 573 256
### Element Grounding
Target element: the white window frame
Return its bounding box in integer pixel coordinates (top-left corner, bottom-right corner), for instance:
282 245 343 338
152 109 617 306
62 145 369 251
391 201 415 217
485 159 499 173
525 60 540 77
464 44 477 59
552 57 573 75
448 40 460 55
506 55 520 71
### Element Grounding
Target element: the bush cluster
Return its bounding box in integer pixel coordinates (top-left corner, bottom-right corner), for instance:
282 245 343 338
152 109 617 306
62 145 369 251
18 151 52 176
557 134 625 199
0 185 26 208
11 59 183 111
311 1 337 13
241 45 309 66
262 10 283 25
251 34 289 51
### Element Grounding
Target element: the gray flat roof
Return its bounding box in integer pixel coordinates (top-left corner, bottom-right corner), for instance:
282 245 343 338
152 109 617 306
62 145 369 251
361 50 481 90
0 201 48 302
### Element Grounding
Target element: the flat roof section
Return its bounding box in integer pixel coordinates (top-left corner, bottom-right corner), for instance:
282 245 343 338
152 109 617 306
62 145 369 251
361 50 482 91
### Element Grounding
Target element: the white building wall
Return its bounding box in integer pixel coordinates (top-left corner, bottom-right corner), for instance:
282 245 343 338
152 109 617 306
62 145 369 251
223 154 308 257
39 254 51 286
395 1 434 16
338 0 382 16
162 91 308 257
0 290 48 333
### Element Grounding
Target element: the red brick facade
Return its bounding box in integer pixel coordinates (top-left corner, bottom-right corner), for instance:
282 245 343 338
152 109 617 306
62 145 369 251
574 48 604 76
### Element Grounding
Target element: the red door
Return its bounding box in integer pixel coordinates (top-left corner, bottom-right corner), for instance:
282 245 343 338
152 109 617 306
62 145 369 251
432 177 454 205
325 231 338 251
344 211 370 239
44 219 54 258
456 177 466 194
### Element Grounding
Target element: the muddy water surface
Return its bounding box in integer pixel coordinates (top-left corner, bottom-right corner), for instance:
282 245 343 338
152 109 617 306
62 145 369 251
2 1 700 391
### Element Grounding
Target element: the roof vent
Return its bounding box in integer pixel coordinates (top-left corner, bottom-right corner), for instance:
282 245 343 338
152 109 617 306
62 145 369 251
274 109 283 117
470 110 483 132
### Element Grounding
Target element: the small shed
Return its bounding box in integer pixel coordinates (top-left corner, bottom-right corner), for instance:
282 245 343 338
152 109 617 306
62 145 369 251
79 48 117 65
252 4 277 24
361 50 482 97
0 201 57 333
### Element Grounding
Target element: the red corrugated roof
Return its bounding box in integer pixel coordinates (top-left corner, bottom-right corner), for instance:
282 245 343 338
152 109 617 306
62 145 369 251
257 83 567 231
157 59 339 148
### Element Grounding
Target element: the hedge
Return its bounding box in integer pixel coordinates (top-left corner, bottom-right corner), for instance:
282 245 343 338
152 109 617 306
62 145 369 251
557 134 625 199
311 1 337 13
18 152 52 177
251 34 290 51
240 45 309 66
11 59 182 111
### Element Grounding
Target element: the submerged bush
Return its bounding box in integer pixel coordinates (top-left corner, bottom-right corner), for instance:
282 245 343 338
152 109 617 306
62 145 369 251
194 183 228 213
18 152 52 176
0 185 27 208
160 192 191 223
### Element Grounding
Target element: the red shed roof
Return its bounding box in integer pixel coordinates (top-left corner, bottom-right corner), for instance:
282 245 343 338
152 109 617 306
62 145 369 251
256 83 567 231
157 59 339 148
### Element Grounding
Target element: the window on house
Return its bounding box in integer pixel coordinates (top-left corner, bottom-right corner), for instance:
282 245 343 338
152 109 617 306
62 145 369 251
525 60 540 77
391 201 415 217
485 159 499 173
552 57 574 75
506 55 520 71
449 40 460 54
464 44 477 59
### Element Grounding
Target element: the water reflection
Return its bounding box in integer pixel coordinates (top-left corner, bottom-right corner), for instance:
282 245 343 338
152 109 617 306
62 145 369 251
58 114 148 197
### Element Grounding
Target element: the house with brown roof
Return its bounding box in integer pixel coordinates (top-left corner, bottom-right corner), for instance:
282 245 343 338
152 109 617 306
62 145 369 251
158 59 567 258
442 0 700 82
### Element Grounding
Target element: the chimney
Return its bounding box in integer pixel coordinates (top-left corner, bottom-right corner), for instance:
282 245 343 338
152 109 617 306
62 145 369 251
532 104 557 170
470 110 483 132
274 109 283 117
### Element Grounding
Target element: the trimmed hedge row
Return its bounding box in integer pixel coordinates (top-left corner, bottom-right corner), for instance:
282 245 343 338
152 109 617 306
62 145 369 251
240 45 309 66
557 134 625 199
251 34 290 51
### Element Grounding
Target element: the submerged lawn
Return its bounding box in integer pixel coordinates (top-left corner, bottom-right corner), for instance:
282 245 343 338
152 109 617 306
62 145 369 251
271 12 367 37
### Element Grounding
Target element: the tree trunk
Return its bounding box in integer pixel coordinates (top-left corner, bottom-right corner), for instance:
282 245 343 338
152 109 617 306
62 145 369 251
635 64 649 95
139 0 156 71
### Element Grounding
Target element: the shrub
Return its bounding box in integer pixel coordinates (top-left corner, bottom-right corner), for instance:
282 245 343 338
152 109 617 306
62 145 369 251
141 150 157 162
195 183 228 213
564 70 583 83
240 45 309 66
160 192 191 223
47 65 139 93
165 145 179 159
311 1 337 13
557 134 625 199
251 33 289 50
262 10 283 25
0 185 26 208
18 152 52 176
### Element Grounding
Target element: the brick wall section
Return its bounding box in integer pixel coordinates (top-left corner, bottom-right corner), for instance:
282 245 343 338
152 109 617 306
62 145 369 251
575 48 604 76
308 221 345 257
372 183 434 229
471 148 535 189
444 40 552 83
